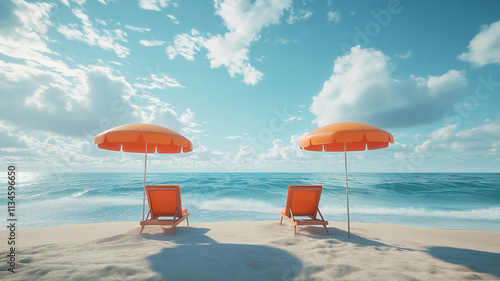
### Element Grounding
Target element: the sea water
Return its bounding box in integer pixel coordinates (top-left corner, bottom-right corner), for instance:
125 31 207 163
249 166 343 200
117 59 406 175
2 173 499 230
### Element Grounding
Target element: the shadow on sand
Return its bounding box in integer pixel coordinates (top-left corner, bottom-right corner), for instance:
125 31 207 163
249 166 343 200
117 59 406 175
143 226 303 281
427 247 500 277
298 225 413 250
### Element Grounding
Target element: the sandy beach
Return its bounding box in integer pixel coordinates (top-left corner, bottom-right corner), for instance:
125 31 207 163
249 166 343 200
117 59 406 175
1 221 499 280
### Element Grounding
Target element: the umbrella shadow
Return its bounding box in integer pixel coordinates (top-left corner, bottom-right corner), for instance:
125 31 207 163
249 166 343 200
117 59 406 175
147 243 303 281
426 247 500 277
143 226 303 281
297 225 414 251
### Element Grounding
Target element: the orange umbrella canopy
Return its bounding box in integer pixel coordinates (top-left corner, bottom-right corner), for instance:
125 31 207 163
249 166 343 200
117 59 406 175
300 122 394 152
94 123 192 153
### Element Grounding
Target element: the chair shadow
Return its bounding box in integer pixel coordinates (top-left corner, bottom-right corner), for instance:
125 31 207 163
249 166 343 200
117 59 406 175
139 226 217 245
426 247 500 277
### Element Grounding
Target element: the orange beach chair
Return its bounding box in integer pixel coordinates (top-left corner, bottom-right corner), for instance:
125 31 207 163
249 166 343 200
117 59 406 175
140 185 190 235
279 185 329 235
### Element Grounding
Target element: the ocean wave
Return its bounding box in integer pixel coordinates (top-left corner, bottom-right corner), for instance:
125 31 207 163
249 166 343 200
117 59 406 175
71 188 96 198
197 198 279 214
320 206 500 220
21 196 142 212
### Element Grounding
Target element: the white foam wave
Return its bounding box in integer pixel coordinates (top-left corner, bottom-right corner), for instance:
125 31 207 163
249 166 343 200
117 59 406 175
71 189 95 198
197 198 278 214
320 205 500 220
21 197 142 212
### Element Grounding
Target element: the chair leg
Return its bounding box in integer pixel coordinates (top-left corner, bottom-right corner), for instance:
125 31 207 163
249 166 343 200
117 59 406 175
323 225 330 235
173 226 176 236
280 217 283 224
139 225 145 234
294 225 296 235
186 217 189 226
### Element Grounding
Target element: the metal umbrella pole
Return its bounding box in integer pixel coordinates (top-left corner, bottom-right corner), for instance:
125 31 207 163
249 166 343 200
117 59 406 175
344 142 350 238
142 142 148 221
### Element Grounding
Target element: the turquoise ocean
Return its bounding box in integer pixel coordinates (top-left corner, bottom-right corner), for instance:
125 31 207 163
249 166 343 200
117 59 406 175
3 173 500 230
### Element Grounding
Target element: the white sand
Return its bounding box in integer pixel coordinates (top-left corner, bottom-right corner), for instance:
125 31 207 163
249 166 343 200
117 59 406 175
1 221 499 280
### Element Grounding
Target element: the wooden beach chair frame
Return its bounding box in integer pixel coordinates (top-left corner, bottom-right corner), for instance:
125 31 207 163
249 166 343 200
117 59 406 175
279 185 329 235
140 185 190 235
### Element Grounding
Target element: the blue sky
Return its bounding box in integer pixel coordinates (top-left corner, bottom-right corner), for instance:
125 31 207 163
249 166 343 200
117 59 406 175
1 0 499 173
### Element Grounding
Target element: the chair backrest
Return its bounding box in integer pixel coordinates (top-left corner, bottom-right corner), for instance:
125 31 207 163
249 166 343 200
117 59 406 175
284 185 323 217
145 185 183 217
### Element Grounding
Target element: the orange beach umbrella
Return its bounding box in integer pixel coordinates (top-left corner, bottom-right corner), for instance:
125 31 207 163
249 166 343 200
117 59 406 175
94 123 192 221
300 122 394 237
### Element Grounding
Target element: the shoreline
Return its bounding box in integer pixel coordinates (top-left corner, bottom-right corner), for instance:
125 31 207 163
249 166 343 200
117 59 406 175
2 221 500 280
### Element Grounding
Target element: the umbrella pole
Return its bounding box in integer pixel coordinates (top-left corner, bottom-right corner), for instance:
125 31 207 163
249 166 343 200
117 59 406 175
142 142 148 222
344 142 350 238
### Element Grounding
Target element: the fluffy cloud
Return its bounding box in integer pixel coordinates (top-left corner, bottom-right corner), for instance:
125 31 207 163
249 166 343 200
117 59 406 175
310 46 467 128
203 0 292 85
133 73 184 89
283 116 304 122
60 0 87 6
138 0 170 11
167 14 179 24
166 29 205 61
287 9 313 24
455 120 500 141
140 39 166 47
413 120 500 156
459 20 500 66
396 50 412 59
0 62 135 136
0 0 198 159
165 0 291 85
327 10 340 24
0 0 56 61
57 9 130 58
124 25 151 33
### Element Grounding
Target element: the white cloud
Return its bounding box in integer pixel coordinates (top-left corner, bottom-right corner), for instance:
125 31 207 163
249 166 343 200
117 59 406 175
396 50 412 59
108 61 123 66
203 0 292 85
60 0 87 6
261 136 306 161
96 19 108 25
275 38 297 45
97 0 116 4
0 0 56 62
57 9 130 58
429 124 457 142
287 9 313 24
140 39 166 47
138 0 170 11
226 135 245 140
412 120 500 156
167 14 179 24
0 2 193 137
284 116 304 122
133 73 184 89
0 0 200 172
124 25 151 33
166 29 205 61
459 20 500 66
327 10 340 24
310 46 467 128
455 120 500 140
